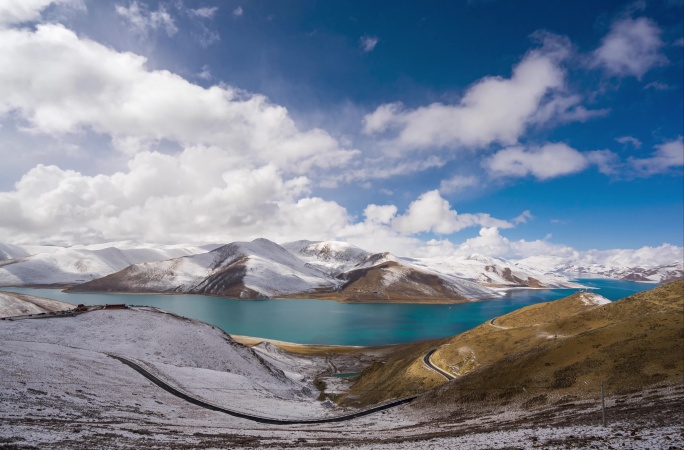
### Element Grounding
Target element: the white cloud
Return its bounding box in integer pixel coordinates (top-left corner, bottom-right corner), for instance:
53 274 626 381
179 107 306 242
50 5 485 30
0 24 356 173
232 6 243 18
115 1 178 37
0 148 352 245
196 64 212 80
363 204 397 225
485 143 587 179
512 210 534 225
391 190 513 235
616 135 642 148
629 137 684 175
449 227 683 269
592 17 667 79
0 0 79 27
324 155 445 187
439 175 478 194
360 35 379 53
484 143 619 180
189 6 218 19
361 36 571 152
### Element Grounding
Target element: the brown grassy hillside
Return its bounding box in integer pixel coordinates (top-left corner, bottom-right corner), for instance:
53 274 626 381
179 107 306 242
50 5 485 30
341 281 684 408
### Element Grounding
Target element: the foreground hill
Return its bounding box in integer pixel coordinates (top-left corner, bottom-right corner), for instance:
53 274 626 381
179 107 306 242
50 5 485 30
0 291 74 318
0 305 323 420
343 280 684 408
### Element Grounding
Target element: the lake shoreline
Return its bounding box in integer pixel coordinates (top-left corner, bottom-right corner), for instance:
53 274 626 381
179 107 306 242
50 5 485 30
0 278 657 346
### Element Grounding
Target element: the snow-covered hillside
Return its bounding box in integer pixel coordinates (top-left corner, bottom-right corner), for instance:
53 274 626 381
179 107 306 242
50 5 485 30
7 237 678 300
72 239 501 301
71 238 340 298
405 253 582 289
0 306 332 420
284 240 371 275
0 291 74 318
0 242 211 286
517 255 684 283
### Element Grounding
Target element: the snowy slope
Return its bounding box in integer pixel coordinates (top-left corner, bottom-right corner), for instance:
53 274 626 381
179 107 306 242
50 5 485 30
0 291 74 318
72 239 500 301
0 243 31 261
0 306 333 420
405 253 580 289
72 238 339 298
517 255 684 283
284 240 371 275
0 242 211 286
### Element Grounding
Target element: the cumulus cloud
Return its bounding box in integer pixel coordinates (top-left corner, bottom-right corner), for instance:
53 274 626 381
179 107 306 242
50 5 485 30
232 6 243 18
484 143 619 180
0 23 356 173
592 17 667 79
0 148 353 244
0 0 80 27
363 204 398 225
360 35 379 53
390 190 513 235
361 36 576 153
629 137 684 176
115 1 178 37
439 175 478 194
446 227 683 269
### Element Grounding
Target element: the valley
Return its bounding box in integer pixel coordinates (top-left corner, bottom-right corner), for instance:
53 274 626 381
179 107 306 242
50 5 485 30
1 281 682 449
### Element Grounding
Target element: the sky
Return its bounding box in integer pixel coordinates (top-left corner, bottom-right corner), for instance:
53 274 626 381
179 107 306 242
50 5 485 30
0 0 682 266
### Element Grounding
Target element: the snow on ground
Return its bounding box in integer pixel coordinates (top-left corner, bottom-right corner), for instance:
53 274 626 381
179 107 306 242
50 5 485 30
580 292 611 306
0 307 324 419
0 291 74 318
0 307 682 449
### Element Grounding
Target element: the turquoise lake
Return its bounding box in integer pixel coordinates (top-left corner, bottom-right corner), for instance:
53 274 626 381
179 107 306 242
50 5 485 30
2 278 655 346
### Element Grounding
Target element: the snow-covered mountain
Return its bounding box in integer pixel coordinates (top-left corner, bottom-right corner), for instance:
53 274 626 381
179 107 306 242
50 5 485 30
558 263 683 283
4 238 678 301
70 239 338 298
406 253 582 289
517 255 683 284
0 242 211 286
72 239 501 302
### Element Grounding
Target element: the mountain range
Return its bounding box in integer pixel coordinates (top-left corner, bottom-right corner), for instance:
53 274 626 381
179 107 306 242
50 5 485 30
1 239 681 302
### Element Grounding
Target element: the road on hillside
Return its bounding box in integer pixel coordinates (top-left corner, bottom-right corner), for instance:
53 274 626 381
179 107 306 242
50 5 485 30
109 354 416 425
423 349 455 381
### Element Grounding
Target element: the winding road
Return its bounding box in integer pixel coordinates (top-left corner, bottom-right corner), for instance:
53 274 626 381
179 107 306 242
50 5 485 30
422 349 455 381
109 354 416 425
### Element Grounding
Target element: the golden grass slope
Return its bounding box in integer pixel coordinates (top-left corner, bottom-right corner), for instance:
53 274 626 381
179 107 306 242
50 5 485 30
342 281 684 408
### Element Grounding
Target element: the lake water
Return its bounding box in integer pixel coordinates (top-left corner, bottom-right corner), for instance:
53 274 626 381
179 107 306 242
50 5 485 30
3 278 655 346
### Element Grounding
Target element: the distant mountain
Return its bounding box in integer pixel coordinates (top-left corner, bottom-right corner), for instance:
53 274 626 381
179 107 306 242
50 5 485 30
557 262 683 283
517 255 684 284
70 239 500 302
406 253 581 289
0 243 31 261
4 238 679 302
0 243 210 286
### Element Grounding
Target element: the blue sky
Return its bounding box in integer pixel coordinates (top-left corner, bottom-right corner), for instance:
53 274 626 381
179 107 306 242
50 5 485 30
0 0 682 264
